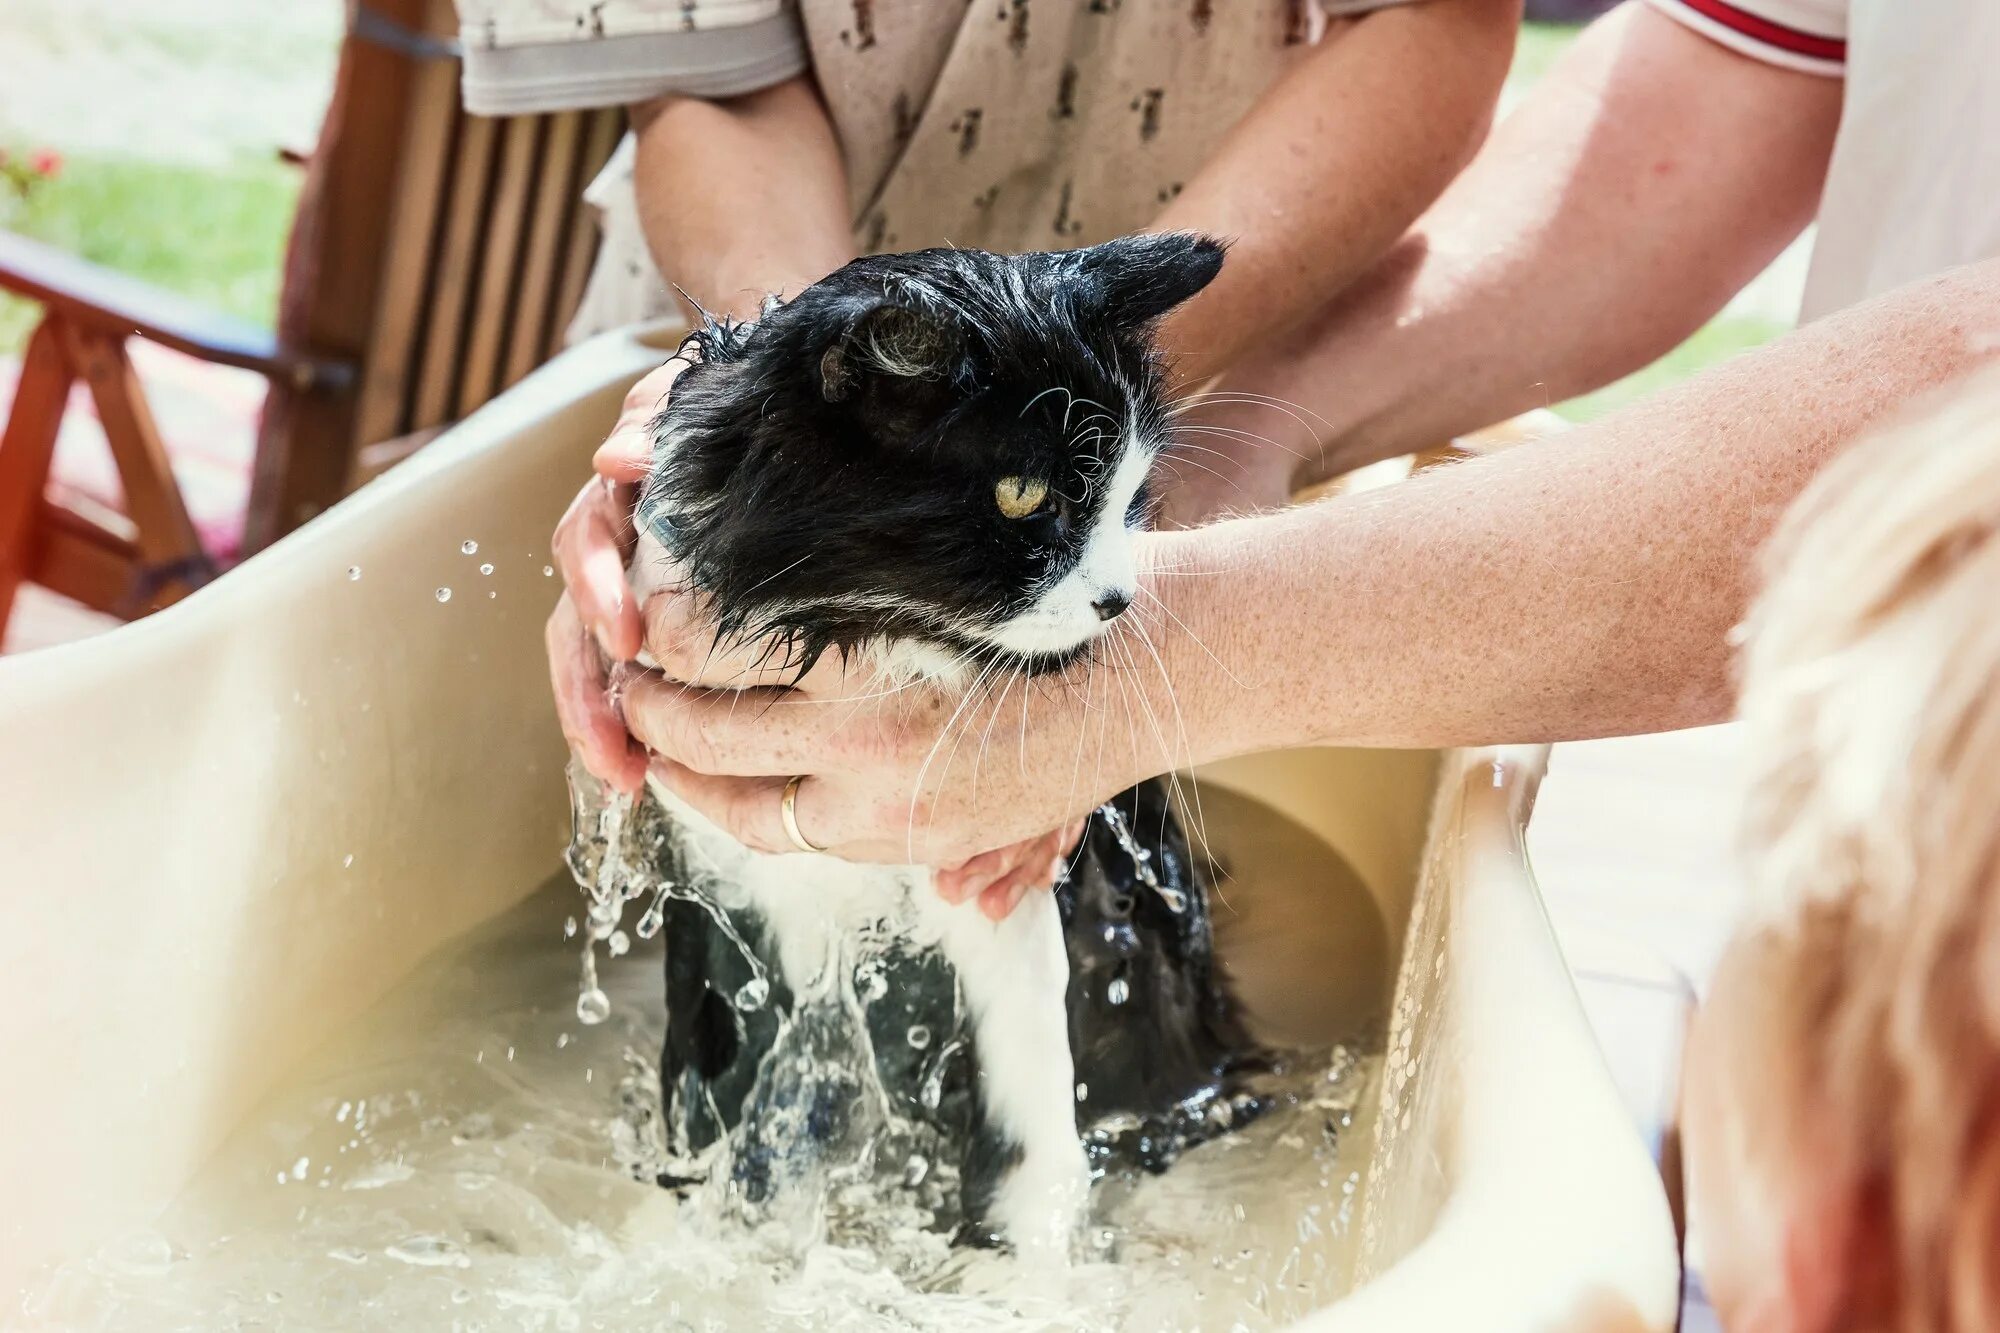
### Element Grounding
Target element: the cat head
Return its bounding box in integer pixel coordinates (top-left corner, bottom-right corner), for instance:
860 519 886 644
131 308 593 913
638 233 1223 682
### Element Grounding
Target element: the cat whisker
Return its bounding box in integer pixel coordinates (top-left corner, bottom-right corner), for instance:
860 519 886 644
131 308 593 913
1134 584 1243 688
1168 388 1334 438
905 655 1004 863
1126 609 1220 884
1167 422 1312 465
967 659 1026 798
1020 385 1071 420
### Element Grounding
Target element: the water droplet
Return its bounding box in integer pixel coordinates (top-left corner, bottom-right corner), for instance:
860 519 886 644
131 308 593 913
385 1235 470 1268
435 587 452 603
1075 1081 1089 1101
635 905 664 939
607 930 630 957
460 540 478 555
479 563 493 576
488 590 497 599
346 565 361 581
543 565 555 577
733 976 770 1011
563 916 577 939
576 988 611 1025
902 1154 930 1187
906 1024 931 1050
342 854 353 869
1107 977 1131 1006
328 1246 368 1266
451 1288 472 1305
290 1156 310 1181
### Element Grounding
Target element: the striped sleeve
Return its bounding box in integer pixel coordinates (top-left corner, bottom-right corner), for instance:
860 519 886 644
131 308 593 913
457 3 807 116
1643 0 1847 77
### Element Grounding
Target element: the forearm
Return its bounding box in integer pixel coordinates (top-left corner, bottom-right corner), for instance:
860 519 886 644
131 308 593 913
1151 259 2000 755
630 75 856 323
1149 0 1519 388
1179 5 1842 500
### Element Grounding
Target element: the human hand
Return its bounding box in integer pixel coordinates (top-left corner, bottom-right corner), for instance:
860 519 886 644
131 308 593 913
935 821 1089 921
630 570 1101 918
618 552 1212 870
546 358 689 793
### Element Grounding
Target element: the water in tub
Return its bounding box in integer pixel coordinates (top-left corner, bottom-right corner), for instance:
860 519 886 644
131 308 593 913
17 785 1387 1331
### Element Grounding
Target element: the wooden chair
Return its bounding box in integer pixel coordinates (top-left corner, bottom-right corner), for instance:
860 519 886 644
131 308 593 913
0 0 623 636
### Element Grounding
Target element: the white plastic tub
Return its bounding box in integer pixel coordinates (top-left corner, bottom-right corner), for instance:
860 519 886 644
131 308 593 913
0 327 1679 1330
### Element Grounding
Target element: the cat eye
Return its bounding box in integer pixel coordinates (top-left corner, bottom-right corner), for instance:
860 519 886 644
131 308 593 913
994 475 1050 520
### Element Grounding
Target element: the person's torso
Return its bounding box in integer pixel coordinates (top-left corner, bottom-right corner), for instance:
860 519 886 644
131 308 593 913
802 0 1327 254
1803 0 2000 318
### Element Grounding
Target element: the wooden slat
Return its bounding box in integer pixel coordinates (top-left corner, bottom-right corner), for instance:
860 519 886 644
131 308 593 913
548 108 624 360
0 319 75 630
350 52 462 452
410 110 499 431
502 111 584 389
31 502 140 616
246 0 429 551
0 231 343 389
456 115 543 418
59 324 211 602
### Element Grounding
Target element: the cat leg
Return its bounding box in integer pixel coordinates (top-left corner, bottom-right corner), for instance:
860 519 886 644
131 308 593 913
921 880 1088 1259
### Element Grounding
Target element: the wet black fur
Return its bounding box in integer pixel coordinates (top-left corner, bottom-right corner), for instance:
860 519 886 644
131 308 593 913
1062 780 1264 1173
638 234 1225 678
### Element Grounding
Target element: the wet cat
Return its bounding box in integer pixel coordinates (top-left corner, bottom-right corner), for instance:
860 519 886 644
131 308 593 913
625 236 1258 1253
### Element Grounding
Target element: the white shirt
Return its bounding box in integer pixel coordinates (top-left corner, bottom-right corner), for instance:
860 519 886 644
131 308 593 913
1648 0 2000 320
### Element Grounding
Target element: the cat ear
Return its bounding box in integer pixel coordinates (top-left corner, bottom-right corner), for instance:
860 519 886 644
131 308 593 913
1070 232 1226 326
818 303 959 403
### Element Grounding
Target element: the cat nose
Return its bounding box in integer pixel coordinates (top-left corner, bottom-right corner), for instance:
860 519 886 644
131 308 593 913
1092 591 1131 622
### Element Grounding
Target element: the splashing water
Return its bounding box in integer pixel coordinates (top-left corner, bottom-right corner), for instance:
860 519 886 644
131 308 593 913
460 540 479 555
20 869 1380 1330
23 767 1385 1327
1095 802 1187 913
562 760 772 1031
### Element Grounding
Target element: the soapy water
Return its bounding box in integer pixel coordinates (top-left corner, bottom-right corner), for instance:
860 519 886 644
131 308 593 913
17 775 1382 1332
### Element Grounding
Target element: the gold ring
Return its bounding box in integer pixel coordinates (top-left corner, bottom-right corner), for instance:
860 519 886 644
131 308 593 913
780 774 824 854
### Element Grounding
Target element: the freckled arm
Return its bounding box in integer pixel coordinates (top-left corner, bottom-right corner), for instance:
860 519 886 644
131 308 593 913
1146 261 2000 753
1146 0 1523 391
1158 6 1845 523
630 75 857 322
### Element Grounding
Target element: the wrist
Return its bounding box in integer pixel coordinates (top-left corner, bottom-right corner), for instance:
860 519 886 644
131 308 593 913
1129 527 1268 774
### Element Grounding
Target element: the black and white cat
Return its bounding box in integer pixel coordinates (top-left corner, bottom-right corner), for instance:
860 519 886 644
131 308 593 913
625 235 1253 1255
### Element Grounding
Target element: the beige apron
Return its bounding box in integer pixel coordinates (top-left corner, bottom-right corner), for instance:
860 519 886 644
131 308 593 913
565 0 1410 338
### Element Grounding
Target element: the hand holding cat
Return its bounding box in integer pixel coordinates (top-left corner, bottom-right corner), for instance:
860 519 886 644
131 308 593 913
622 562 1206 883
549 354 1103 918
545 358 688 794
627 587 1115 917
